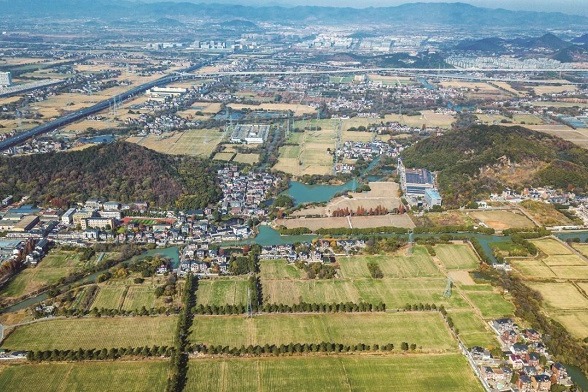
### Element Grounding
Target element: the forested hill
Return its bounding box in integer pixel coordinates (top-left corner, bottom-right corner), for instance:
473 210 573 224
0 142 221 208
401 125 588 207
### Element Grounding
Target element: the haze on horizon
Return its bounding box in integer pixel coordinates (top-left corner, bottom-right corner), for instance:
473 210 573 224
134 0 588 17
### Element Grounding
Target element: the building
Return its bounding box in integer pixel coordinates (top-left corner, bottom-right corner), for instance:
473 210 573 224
398 158 435 196
12 215 39 232
61 208 76 225
230 124 270 144
72 209 96 226
424 188 442 208
0 72 12 87
81 217 115 230
146 87 187 98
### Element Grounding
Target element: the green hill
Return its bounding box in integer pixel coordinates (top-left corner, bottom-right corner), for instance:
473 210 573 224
0 142 221 209
401 125 588 207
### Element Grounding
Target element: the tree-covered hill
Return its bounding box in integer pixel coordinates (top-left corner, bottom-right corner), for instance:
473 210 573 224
401 125 588 206
0 142 221 208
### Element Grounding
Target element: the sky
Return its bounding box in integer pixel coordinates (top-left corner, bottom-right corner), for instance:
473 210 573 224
137 0 588 16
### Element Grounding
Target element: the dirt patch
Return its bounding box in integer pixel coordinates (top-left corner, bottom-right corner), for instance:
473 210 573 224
448 270 476 285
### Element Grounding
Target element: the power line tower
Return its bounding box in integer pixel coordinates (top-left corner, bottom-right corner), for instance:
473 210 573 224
443 277 453 298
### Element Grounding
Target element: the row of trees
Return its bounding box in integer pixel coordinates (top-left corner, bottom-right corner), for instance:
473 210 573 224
166 274 198 392
367 261 383 278
192 301 386 315
26 345 173 362
189 341 412 357
331 205 390 217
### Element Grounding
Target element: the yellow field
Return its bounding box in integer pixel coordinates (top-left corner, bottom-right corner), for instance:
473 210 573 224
233 153 259 164
551 311 588 339
127 129 224 157
368 74 416 86
276 214 415 230
274 127 336 176
439 81 500 92
510 259 556 279
533 85 578 95
383 111 455 129
191 102 222 114
527 282 588 310
228 103 317 116
491 82 524 96
468 210 535 230
530 238 574 255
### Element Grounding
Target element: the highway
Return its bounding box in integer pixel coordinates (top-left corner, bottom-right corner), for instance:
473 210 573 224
0 61 211 152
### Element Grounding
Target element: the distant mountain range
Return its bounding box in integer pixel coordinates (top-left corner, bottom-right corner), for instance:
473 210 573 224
0 1 587 29
454 33 588 62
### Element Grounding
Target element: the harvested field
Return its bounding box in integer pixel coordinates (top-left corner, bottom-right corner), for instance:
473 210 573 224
527 282 588 310
468 210 535 230
233 153 259 164
510 259 556 279
213 152 236 161
127 129 224 157
190 102 222 114
91 285 126 310
447 271 476 285
551 311 588 339
520 201 573 227
530 238 574 255
276 214 415 230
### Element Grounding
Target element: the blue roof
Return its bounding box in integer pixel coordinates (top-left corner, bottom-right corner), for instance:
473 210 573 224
425 189 441 199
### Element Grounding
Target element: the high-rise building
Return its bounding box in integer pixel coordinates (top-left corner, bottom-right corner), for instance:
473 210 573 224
0 72 12 87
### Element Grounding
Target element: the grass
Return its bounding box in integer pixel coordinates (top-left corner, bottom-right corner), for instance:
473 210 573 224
462 292 515 319
0 360 169 392
260 259 303 279
196 278 249 306
434 244 480 270
261 278 469 310
191 312 456 351
121 286 157 311
1 316 177 350
551 311 588 340
186 354 484 392
448 311 498 349
0 250 86 300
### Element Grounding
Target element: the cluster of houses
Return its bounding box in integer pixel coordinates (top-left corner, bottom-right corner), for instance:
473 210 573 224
333 140 400 174
469 318 573 391
217 166 281 217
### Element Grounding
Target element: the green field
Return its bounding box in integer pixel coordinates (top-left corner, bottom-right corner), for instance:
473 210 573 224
91 286 127 310
435 244 480 270
261 277 468 309
260 259 303 279
121 286 157 311
449 311 498 349
1 316 177 350
338 247 442 278
462 291 515 319
0 250 87 300
186 354 483 392
196 278 249 306
191 312 456 351
0 360 169 392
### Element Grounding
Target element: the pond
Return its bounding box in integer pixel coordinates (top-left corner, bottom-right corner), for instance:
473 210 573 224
286 180 357 206
138 246 181 268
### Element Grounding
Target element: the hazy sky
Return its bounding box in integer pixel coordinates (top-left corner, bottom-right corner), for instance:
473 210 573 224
138 0 588 16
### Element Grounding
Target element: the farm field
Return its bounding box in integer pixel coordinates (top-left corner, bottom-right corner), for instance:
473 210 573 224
127 129 224 157
1 316 177 350
510 259 556 279
196 278 249 306
189 101 223 114
260 259 303 280
530 238 574 255
91 285 127 310
551 311 588 340
227 103 317 116
0 250 88 300
186 354 483 392
462 291 515 319
191 312 456 351
338 246 442 279
0 361 169 392
423 210 475 227
571 243 588 257
213 152 236 161
468 210 535 230
233 153 259 165
434 244 480 270
520 201 573 227
275 214 415 230
261 277 469 309
448 310 498 348
274 127 336 176
526 282 588 311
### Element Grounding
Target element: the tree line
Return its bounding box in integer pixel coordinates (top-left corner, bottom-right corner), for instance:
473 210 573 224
26 345 174 362
192 301 386 315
